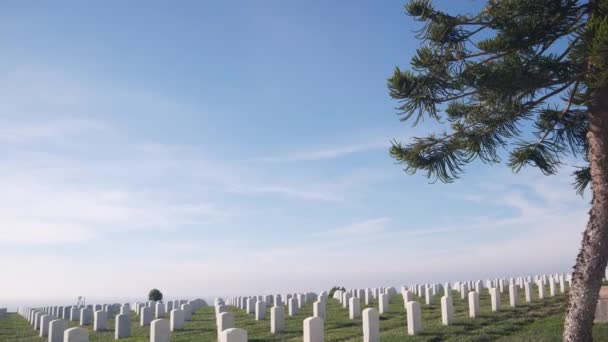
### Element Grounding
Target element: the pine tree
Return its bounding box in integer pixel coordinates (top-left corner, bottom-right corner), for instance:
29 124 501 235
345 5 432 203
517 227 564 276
388 1 607 340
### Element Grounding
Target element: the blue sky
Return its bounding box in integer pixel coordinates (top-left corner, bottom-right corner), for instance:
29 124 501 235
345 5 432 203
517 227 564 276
1 0 591 305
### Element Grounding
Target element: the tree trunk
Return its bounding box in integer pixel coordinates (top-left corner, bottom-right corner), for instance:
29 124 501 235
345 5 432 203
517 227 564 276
563 87 608 341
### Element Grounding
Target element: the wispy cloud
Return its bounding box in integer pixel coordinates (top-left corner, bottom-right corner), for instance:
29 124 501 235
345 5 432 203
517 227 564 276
229 185 341 201
314 217 391 237
258 141 388 162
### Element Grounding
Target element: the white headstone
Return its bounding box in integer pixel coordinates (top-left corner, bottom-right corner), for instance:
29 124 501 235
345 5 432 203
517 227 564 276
490 288 501 312
509 284 518 307
170 309 185 331
270 306 284 334
39 315 51 336
155 302 166 318
150 319 170 342
93 310 107 331
379 294 389 314
140 307 152 326
468 291 480 318
303 316 324 342
63 327 88 342
349 297 361 319
406 301 422 335
217 312 234 341
80 307 93 326
115 313 131 339
255 301 265 320
362 308 379 342
524 282 532 302
49 319 67 342
180 304 192 320
313 301 325 319
441 296 453 325
288 298 298 316
219 328 247 342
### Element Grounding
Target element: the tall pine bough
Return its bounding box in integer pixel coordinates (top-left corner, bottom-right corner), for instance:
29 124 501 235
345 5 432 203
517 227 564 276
388 0 608 340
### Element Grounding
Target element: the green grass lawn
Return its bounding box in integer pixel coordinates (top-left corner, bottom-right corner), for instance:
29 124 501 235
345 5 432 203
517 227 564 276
3 286 608 341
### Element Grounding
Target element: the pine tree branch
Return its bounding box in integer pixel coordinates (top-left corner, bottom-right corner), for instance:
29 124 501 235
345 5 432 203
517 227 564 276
536 80 581 145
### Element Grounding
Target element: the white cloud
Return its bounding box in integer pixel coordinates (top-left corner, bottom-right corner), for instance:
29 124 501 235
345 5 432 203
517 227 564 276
258 141 388 162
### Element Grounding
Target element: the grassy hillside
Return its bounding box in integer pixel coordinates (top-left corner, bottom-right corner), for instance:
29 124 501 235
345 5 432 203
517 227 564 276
3 287 608 341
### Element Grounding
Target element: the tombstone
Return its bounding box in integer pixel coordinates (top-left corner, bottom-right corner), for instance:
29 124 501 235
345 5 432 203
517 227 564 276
140 307 152 326
509 284 519 307
271 306 284 334
181 303 192 320
402 290 413 309
524 282 532 302
155 302 166 318
39 315 52 337
48 319 66 342
560 275 566 293
170 309 185 331
274 295 283 307
490 288 501 312
115 313 131 339
93 310 107 331
550 279 556 297
150 319 170 342
468 291 480 318
378 294 389 314
120 305 130 315
63 327 88 342
303 316 324 342
246 298 255 314
362 308 379 342
220 328 247 342
538 282 545 299
80 307 93 325
62 307 70 320
34 310 42 326
349 297 361 319
425 286 431 305
288 297 298 316
406 301 422 335
34 311 41 328
69 307 80 322
298 293 306 309
217 312 234 340
342 292 351 309
249 300 263 320
313 301 326 319
441 295 453 325
460 283 469 300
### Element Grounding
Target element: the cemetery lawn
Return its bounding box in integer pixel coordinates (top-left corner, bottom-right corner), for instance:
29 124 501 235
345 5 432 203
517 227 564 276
4 288 608 341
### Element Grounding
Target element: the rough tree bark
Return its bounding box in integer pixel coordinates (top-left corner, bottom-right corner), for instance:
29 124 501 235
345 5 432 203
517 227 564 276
564 86 608 341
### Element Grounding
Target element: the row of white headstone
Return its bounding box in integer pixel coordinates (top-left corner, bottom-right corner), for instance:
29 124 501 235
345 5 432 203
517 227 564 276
210 272 571 341
214 291 330 342
18 298 207 341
